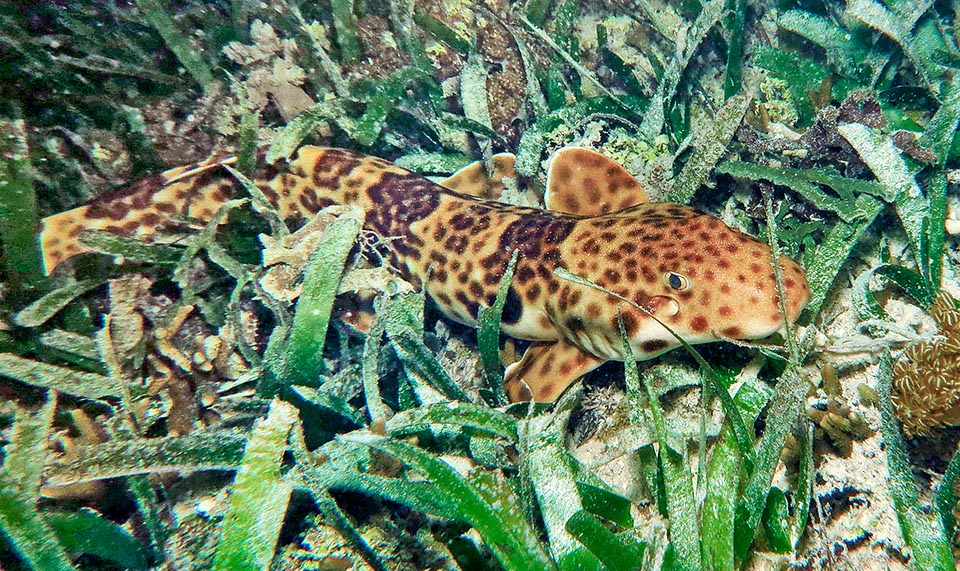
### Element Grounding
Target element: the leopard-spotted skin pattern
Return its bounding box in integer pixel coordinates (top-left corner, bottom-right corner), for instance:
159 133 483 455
41 146 811 401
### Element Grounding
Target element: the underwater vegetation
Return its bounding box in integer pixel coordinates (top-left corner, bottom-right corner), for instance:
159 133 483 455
893 292 960 437
0 0 960 569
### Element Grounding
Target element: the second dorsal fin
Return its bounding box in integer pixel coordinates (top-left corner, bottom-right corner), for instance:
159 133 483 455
544 148 649 216
441 153 517 199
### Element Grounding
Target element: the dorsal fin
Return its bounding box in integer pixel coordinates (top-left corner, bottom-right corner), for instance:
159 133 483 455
544 148 649 216
441 153 517 199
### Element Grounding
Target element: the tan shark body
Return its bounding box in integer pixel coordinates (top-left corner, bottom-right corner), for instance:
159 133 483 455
40 146 810 402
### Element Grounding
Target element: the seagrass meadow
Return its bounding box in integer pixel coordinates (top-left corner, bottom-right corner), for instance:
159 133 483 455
1 0 960 569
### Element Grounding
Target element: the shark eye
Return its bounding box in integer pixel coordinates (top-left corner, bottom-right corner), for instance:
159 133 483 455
664 272 689 291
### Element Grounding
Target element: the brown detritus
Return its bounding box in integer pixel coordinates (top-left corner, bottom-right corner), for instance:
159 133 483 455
804 363 872 457
836 90 885 128
42 408 108 500
892 292 960 436
477 14 528 142
891 130 938 164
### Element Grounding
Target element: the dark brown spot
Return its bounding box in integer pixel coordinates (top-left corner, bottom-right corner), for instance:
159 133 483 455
587 303 602 318
450 213 475 231
641 339 670 353
565 316 586 333
620 311 638 335
429 251 448 265
455 291 480 319
722 326 741 337
469 282 484 298
141 213 161 226
444 235 469 253
515 266 536 283
719 306 732 317
690 315 708 332
526 283 542 302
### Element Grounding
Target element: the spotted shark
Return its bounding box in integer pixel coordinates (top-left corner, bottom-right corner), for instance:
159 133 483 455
40 146 810 402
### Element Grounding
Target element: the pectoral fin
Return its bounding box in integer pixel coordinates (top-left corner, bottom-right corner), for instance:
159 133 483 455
504 339 606 402
441 153 518 199
545 147 649 216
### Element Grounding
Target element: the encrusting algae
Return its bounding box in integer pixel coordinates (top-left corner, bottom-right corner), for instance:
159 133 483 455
892 292 960 436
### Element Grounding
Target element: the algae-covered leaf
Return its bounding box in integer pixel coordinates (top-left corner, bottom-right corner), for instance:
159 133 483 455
468 470 557 570
801 196 884 319
515 97 623 176
413 8 472 56
342 432 556 571
0 353 121 399
266 100 346 163
386 401 518 441
790 423 815 549
354 67 433 147
0 119 45 302
838 123 927 272
754 46 828 125
853 264 934 320
382 292 468 403
5 395 56 494
135 0 214 87
330 0 359 62
669 93 750 204
79 229 184 267
45 434 246 486
477 249 518 405
521 400 599 569
565 511 646 571
45 510 148 570
621 319 701 571
0 471 75 571
715 161 891 222
520 16 633 116
875 354 955 570
733 368 808 565
212 399 298 571
308 460 456 518
761 487 791 553
702 379 771 571
267 210 362 392
393 153 472 174
920 79 960 164
14 278 103 328
779 9 885 83
638 0 727 139
936 442 960 539
846 0 946 88
576 481 633 529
